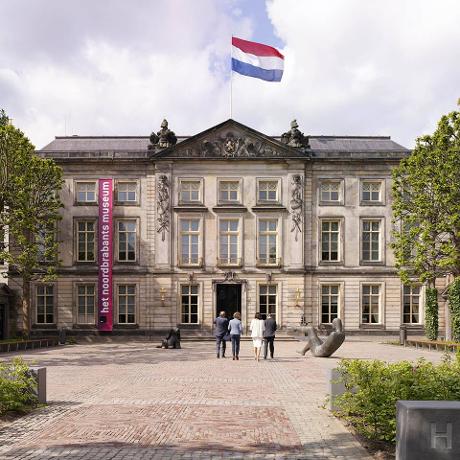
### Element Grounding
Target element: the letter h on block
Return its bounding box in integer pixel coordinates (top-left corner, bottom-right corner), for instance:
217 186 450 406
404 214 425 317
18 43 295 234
430 422 452 450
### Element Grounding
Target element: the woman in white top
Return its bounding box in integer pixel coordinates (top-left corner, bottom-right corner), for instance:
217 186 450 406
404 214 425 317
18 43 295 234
250 312 265 362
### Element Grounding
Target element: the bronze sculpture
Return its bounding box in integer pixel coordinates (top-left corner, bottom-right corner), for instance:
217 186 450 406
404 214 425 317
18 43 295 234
297 318 345 357
157 327 181 349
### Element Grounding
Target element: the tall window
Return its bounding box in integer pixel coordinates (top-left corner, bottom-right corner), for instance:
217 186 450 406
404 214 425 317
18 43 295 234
117 182 137 204
77 284 95 324
258 219 278 265
36 285 54 324
117 220 137 261
362 220 381 262
118 285 136 324
181 284 199 324
403 285 421 324
219 181 239 203
77 220 96 262
259 284 277 320
361 181 382 202
321 285 339 324
76 181 96 203
362 284 380 324
180 180 201 203
36 225 55 262
180 219 200 265
219 219 239 265
321 220 340 261
258 180 278 202
320 181 341 202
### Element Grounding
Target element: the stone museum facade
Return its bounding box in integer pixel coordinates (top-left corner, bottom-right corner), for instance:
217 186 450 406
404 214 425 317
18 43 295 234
11 118 449 336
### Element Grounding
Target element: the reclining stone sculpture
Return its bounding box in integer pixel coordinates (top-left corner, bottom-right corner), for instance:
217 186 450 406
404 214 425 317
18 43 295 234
297 318 345 357
157 327 181 349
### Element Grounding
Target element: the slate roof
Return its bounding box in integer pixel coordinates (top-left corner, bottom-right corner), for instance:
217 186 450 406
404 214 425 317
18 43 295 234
39 119 409 159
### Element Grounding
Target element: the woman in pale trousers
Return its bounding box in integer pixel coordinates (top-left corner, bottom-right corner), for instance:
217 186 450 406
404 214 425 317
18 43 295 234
250 312 265 361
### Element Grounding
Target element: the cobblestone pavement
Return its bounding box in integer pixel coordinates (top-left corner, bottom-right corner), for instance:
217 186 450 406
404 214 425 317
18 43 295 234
0 338 443 460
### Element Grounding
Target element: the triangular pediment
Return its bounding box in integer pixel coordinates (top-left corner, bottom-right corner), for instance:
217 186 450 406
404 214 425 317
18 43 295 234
151 119 309 160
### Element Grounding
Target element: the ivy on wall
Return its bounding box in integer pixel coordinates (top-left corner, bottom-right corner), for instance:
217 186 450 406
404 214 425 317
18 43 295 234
449 278 460 343
425 288 439 340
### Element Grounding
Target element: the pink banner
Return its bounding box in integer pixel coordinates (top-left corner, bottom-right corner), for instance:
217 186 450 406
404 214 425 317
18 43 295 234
98 178 113 332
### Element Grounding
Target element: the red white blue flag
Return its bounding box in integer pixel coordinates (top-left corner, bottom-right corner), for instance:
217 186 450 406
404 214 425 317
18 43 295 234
231 36 284 82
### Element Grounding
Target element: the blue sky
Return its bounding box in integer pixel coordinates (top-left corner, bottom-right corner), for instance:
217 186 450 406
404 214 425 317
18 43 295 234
0 0 459 148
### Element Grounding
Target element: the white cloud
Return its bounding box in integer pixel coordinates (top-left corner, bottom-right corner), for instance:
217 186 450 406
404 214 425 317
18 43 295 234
0 0 459 148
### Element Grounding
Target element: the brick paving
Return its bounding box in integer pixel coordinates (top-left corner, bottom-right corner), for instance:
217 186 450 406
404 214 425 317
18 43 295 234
0 339 443 459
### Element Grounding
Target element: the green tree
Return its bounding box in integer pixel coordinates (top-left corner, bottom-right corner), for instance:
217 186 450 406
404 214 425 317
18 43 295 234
392 103 460 339
0 111 63 334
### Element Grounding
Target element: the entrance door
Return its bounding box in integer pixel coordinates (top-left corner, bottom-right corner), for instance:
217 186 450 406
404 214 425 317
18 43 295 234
0 304 5 340
216 284 242 320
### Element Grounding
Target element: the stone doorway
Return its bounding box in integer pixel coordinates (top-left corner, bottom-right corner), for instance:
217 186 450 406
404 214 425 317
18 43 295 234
216 284 242 321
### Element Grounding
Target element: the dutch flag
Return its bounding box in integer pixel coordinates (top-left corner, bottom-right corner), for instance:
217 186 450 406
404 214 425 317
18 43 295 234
231 36 284 82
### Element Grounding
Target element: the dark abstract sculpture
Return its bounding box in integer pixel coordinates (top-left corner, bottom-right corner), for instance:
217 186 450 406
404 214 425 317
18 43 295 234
157 327 181 349
149 119 177 149
297 318 345 357
281 119 310 149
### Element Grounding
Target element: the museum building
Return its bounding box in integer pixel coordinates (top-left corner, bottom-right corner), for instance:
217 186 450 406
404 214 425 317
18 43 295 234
14 118 446 337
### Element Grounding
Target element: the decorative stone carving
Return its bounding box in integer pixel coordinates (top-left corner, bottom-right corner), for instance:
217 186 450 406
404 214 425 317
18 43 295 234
223 271 237 281
281 119 310 148
297 318 345 357
149 119 177 150
290 175 303 241
157 175 170 241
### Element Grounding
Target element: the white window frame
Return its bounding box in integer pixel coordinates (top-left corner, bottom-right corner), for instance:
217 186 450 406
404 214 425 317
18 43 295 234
178 216 203 267
319 179 344 205
179 284 200 324
217 178 242 204
360 179 385 205
257 178 281 204
115 219 138 263
360 218 384 264
402 284 424 325
115 180 139 205
217 216 242 267
35 284 55 325
256 216 281 267
116 283 137 325
75 283 96 325
360 283 384 325
75 180 97 204
319 218 343 264
178 178 203 204
257 283 278 321
319 283 343 325
75 218 97 263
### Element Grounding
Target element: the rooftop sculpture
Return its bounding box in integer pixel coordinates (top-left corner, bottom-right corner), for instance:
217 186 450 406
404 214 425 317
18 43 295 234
149 119 177 149
281 119 310 149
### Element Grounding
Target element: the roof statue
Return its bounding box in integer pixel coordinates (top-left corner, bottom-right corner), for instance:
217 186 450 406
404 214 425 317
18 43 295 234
281 119 310 149
148 119 177 150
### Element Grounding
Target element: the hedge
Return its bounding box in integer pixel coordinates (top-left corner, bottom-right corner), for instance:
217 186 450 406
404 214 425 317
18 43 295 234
0 358 38 416
425 287 439 340
449 277 460 343
334 354 460 443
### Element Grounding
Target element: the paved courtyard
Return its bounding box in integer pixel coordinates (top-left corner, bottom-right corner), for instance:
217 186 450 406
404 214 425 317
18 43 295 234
0 338 443 460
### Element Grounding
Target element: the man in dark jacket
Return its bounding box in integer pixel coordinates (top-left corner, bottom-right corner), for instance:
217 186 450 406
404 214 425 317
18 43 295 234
263 313 277 359
214 310 229 358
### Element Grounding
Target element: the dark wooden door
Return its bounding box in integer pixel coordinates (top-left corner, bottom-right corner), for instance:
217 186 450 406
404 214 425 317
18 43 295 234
216 284 241 320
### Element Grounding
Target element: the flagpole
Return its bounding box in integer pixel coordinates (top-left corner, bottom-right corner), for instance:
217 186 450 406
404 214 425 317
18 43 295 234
230 35 233 119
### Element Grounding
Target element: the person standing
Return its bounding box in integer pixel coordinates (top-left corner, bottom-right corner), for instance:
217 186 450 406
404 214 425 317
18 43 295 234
250 312 265 362
263 313 277 359
228 312 243 360
214 310 229 358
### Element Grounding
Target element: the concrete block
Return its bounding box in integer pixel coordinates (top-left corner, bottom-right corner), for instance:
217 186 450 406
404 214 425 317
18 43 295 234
29 367 46 404
327 367 346 412
396 400 460 460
